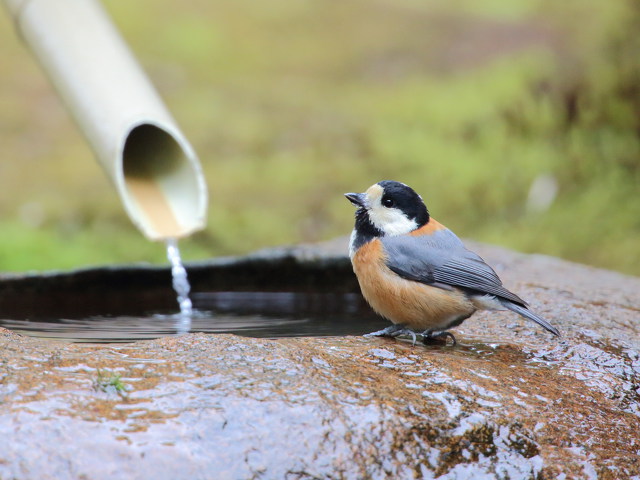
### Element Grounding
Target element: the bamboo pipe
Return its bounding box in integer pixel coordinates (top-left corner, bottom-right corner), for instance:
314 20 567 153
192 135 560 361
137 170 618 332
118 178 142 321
3 0 208 240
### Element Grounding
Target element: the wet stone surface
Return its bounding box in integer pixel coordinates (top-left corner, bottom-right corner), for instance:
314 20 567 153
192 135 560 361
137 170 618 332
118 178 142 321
0 239 639 479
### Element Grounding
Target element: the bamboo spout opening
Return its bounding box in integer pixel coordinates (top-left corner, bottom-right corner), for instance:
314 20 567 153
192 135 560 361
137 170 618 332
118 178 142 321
121 124 206 240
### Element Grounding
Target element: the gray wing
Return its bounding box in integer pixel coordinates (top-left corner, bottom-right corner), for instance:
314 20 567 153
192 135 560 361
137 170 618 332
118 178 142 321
382 229 526 306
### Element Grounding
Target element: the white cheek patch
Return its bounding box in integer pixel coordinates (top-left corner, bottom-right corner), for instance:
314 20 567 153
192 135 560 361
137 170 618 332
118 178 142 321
368 207 418 236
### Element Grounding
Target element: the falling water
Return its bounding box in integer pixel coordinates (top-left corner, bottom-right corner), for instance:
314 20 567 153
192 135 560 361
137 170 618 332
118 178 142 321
165 238 193 318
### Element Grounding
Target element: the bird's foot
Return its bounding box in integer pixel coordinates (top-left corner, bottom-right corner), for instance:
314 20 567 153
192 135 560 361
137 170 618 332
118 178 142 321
365 325 418 345
422 330 457 346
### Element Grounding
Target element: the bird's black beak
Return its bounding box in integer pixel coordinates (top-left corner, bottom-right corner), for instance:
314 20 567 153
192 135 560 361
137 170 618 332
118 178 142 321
344 192 367 208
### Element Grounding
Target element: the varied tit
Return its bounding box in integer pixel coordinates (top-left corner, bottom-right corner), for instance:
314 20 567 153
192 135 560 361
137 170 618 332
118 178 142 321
345 180 560 345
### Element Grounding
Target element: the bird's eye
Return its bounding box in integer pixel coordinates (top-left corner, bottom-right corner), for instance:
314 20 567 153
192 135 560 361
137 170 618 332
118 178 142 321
382 197 394 208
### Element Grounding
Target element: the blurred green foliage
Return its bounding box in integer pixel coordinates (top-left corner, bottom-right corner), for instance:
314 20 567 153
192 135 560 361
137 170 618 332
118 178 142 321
0 0 638 274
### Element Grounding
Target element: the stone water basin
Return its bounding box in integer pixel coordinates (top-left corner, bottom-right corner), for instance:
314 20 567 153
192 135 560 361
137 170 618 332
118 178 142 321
0 239 639 479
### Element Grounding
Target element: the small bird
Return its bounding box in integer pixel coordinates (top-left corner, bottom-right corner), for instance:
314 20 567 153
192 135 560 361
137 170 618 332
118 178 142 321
345 180 560 345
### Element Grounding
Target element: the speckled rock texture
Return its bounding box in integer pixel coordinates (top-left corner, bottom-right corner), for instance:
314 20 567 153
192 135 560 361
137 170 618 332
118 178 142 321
0 239 639 479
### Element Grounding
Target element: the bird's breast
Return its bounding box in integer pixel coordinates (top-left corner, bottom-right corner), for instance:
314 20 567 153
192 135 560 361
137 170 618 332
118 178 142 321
351 239 475 330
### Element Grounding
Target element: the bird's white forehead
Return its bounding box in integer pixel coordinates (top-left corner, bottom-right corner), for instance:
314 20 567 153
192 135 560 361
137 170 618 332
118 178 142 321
366 182 417 202
365 184 384 203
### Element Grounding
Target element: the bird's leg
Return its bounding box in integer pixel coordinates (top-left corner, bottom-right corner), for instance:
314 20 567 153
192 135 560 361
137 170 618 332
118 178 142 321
365 324 418 345
422 330 457 346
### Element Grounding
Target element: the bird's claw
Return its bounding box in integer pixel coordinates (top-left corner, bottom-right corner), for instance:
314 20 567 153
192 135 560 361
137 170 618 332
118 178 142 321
365 325 418 345
395 329 418 345
366 326 456 347
422 330 457 346
364 326 398 338
365 324 404 337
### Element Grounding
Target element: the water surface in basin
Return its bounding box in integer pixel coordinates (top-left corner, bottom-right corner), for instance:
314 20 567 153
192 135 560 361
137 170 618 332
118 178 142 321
0 291 386 343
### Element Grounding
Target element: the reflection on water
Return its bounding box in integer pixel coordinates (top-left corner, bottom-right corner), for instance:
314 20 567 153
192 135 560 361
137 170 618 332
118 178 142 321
0 291 386 343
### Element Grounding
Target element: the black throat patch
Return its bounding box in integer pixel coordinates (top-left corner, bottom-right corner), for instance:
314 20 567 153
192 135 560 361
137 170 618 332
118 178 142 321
352 208 383 251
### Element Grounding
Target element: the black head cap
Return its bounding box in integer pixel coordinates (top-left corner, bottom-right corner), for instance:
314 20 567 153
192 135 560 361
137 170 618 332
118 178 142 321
377 180 429 226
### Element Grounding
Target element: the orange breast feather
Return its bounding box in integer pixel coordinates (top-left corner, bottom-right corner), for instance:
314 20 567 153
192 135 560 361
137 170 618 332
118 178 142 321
352 238 474 330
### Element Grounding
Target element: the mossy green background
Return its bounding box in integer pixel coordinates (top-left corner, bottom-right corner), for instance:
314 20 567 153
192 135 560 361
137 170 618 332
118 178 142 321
0 0 638 274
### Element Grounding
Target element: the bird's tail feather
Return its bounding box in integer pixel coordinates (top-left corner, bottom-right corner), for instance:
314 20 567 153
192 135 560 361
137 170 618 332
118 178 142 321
500 301 560 337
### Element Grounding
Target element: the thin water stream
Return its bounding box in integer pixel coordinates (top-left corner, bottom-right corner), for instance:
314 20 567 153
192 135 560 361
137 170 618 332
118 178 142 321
165 238 193 317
